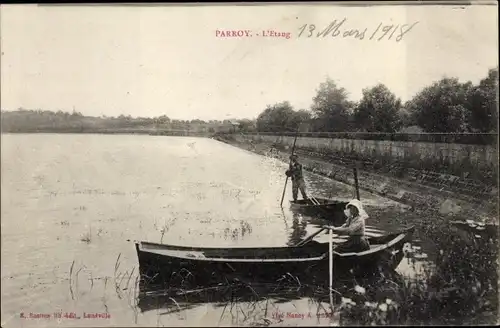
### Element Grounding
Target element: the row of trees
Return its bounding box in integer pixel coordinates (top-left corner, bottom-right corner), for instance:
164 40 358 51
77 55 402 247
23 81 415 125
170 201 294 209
254 67 498 134
3 67 496 135
0 109 242 133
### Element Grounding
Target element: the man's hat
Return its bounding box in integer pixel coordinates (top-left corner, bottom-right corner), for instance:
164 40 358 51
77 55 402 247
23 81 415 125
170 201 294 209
290 154 298 160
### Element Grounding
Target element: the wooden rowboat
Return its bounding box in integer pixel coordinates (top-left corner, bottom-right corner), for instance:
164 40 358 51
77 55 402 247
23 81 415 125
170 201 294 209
135 226 415 288
289 197 349 223
288 166 362 223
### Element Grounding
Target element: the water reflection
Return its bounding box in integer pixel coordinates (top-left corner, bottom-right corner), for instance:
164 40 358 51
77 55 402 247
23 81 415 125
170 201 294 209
135 267 407 327
286 212 308 247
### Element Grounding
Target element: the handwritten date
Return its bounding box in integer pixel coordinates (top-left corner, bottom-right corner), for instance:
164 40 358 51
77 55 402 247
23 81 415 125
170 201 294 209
298 18 419 42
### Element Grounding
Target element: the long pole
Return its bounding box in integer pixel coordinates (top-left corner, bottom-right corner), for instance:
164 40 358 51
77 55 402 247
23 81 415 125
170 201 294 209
353 164 360 200
280 128 300 207
329 228 334 312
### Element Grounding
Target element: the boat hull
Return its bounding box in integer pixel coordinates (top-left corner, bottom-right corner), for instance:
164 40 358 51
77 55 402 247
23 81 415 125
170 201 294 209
290 198 349 223
135 227 414 289
137 248 327 288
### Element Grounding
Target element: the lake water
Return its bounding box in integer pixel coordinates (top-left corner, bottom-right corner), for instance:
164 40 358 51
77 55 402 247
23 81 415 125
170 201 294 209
1 134 427 327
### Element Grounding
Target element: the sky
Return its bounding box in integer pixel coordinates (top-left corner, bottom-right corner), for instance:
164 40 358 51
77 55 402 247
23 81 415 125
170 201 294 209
1 3 498 120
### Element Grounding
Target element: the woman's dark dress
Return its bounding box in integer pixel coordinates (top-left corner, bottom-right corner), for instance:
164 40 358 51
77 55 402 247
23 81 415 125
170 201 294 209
334 214 370 253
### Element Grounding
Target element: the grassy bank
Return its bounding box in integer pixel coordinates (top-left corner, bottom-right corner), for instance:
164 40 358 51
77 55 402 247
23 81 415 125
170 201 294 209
224 132 498 192
214 133 498 222
337 217 498 326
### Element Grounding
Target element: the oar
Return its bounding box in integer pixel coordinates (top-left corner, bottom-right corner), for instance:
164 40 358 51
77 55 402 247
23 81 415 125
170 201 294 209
329 227 334 312
295 226 327 247
353 163 360 201
296 225 384 248
280 127 300 207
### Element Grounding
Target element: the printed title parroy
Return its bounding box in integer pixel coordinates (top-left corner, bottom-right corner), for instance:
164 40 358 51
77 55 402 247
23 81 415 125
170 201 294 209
215 29 291 39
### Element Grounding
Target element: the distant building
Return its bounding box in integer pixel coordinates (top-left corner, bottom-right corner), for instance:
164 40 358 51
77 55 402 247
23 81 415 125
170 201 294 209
231 120 241 133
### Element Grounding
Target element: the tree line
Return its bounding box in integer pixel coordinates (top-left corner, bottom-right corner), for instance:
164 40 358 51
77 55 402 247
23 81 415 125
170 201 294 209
254 67 498 134
0 109 242 133
2 67 496 136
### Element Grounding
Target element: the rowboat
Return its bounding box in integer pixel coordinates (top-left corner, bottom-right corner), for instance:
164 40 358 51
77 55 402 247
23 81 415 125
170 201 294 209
290 197 349 223
134 226 415 288
288 164 361 223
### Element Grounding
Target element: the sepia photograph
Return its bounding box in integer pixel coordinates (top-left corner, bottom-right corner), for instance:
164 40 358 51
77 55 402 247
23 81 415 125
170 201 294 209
1 2 498 327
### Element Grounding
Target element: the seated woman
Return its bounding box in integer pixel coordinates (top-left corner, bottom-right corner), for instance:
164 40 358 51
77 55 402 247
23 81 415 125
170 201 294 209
324 199 370 253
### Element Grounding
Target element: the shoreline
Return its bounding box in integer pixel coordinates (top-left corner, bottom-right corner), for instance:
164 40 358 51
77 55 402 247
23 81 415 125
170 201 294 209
1 130 213 136
213 134 498 225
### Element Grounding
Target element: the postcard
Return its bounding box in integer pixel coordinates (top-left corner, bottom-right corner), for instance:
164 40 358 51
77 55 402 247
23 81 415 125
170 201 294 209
1 2 498 327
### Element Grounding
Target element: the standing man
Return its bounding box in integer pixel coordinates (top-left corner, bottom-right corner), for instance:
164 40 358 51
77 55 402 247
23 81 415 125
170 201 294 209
286 154 308 202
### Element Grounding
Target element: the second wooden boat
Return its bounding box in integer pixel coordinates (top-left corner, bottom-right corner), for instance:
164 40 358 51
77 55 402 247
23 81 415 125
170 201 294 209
289 197 349 223
289 166 363 223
